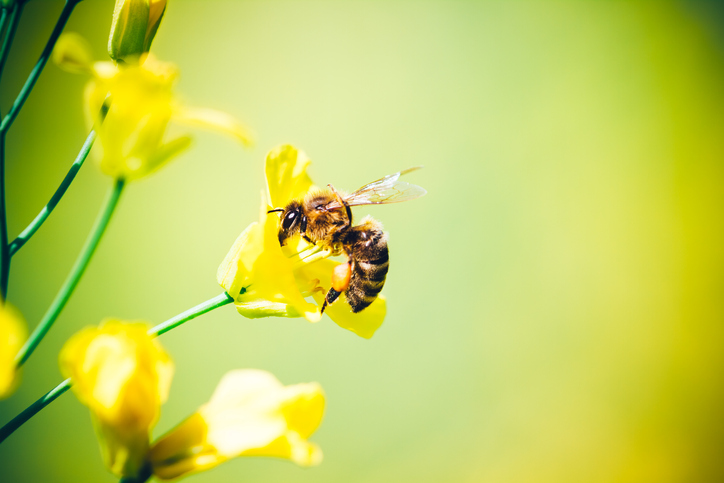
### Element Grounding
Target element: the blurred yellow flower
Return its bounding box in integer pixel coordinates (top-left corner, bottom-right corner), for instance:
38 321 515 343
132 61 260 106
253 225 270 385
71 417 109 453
217 144 386 338
108 0 167 64
149 369 324 480
53 33 252 181
0 302 26 398
59 319 173 478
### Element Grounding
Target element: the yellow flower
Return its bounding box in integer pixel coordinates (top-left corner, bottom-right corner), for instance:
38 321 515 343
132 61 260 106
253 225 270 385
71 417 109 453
149 369 324 480
108 0 167 64
0 302 26 398
217 144 386 338
53 33 252 181
59 319 174 478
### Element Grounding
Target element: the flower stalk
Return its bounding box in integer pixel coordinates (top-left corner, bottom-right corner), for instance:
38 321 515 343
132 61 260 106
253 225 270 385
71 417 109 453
0 0 23 300
0 0 81 133
0 131 8 300
9 129 97 256
149 291 234 336
15 178 125 367
0 0 22 82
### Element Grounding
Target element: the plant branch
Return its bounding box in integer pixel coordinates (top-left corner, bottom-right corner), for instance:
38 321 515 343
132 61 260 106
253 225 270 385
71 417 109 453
0 131 7 299
15 178 124 366
0 1 24 299
0 1 22 83
9 129 96 256
0 0 81 134
149 291 234 336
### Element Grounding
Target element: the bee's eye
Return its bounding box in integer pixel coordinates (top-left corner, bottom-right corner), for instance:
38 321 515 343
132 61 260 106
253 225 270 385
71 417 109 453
282 211 298 230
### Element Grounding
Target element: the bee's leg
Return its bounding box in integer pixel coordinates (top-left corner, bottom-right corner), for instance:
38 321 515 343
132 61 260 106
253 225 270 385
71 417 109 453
320 288 342 314
299 214 314 244
321 261 352 314
328 183 352 229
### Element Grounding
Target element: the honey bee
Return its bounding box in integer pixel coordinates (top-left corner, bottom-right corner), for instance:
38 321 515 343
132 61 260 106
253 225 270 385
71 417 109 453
268 167 426 314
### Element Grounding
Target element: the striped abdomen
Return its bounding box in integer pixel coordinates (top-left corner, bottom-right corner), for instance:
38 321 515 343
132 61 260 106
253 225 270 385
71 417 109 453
342 219 389 313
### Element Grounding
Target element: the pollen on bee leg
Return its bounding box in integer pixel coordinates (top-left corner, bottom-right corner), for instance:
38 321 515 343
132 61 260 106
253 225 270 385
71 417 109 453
331 261 352 292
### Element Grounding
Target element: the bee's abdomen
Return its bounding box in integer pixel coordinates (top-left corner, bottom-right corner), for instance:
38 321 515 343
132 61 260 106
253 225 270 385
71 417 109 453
343 220 389 313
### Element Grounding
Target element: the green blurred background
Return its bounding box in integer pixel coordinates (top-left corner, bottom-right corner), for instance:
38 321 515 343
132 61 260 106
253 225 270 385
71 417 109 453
2 1 724 481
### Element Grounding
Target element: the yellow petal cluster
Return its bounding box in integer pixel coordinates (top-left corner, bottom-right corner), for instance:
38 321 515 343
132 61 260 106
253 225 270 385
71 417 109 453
150 369 324 480
217 144 386 338
108 0 167 64
59 319 173 478
217 195 322 323
53 33 252 181
0 302 26 398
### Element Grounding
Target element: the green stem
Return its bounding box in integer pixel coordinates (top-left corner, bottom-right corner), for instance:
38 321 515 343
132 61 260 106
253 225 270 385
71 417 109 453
0 9 7 40
0 9 8 61
9 130 96 256
149 292 233 336
0 131 7 299
15 179 125 367
0 2 23 300
0 0 80 134
0 378 71 445
0 292 234 444
0 1 22 83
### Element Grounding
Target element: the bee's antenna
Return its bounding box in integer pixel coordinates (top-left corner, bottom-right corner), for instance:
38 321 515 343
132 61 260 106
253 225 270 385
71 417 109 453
267 208 284 214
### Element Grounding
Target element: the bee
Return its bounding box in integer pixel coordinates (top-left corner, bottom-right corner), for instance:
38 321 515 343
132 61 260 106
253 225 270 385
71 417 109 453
268 167 426 314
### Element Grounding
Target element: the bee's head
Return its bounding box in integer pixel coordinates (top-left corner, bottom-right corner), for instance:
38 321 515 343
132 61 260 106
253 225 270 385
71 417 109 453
268 200 303 245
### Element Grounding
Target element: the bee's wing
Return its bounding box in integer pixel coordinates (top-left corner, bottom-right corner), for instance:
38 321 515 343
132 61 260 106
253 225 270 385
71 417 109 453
325 166 427 209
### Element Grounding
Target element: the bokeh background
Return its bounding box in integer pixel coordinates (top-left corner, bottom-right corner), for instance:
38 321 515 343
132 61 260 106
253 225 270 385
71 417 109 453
2 1 724 482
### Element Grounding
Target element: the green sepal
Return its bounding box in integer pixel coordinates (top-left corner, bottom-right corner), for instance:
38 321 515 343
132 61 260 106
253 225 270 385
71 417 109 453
108 0 150 64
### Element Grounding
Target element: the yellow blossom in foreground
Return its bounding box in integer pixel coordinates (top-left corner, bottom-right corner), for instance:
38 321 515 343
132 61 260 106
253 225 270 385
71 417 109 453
149 369 324 480
53 33 252 181
108 0 167 64
217 144 386 338
59 319 173 478
0 303 26 398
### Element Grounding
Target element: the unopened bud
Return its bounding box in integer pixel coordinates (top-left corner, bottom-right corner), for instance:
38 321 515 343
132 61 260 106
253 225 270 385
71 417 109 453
108 0 167 64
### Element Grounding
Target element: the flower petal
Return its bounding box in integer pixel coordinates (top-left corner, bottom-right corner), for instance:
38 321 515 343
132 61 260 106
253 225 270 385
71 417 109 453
0 303 26 398
87 56 180 180
233 299 303 319
53 33 94 74
174 106 254 147
143 0 167 51
265 145 314 208
320 293 386 339
217 222 259 298
218 198 321 323
150 369 325 480
137 135 193 177
299 259 386 338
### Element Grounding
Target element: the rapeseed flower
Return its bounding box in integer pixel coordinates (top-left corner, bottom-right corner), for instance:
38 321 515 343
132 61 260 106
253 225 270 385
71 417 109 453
217 145 386 338
59 319 173 478
53 33 252 181
149 369 324 480
0 302 26 398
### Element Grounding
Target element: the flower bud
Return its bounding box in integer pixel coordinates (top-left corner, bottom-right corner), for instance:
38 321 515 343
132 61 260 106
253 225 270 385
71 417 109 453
108 0 167 64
